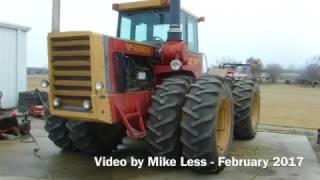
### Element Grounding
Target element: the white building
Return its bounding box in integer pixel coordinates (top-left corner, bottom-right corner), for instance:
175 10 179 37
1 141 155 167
0 22 30 107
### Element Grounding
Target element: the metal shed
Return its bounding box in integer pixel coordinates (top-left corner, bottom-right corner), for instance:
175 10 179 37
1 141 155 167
0 22 30 107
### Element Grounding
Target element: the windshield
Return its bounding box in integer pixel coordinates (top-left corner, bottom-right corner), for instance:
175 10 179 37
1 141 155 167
118 9 185 43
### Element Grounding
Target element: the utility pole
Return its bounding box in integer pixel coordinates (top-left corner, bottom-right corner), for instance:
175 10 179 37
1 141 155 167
52 0 61 32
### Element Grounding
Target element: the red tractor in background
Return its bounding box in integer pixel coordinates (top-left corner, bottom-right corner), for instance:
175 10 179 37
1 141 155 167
223 63 258 78
44 0 260 173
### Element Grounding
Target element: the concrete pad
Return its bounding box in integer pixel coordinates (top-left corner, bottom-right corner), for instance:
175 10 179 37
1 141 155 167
0 120 319 180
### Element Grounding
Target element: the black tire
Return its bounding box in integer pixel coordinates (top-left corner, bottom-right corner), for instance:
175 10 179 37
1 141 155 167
181 76 234 173
45 116 75 151
233 77 260 140
146 76 193 158
66 121 125 155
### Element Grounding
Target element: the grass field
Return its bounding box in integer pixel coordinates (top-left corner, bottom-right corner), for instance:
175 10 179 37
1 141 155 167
27 76 320 129
260 84 320 129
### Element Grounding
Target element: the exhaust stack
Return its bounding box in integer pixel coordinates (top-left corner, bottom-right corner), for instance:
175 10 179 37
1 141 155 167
167 0 182 41
52 0 61 32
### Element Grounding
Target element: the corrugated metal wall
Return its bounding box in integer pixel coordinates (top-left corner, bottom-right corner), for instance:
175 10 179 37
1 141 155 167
0 24 29 107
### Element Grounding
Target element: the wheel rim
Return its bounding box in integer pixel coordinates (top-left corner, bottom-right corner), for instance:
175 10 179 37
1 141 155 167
251 92 260 129
215 97 231 155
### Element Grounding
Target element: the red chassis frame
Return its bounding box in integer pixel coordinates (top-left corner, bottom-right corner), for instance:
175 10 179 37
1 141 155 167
105 37 202 139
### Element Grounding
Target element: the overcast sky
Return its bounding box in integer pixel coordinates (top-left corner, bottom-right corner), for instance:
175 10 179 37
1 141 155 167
1 0 320 68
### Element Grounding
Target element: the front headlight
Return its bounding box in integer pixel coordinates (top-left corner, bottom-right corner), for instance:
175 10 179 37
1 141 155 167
95 82 104 90
83 100 91 110
41 80 49 88
53 97 61 107
170 59 182 71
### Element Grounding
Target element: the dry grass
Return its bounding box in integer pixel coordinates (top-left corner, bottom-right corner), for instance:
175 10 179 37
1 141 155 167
260 84 320 129
27 76 320 129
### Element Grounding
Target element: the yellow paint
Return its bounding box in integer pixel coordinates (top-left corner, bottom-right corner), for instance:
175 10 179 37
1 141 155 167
113 0 204 21
90 33 113 123
47 31 112 124
113 0 169 12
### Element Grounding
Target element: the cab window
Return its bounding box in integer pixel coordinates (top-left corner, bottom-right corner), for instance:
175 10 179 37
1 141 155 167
119 17 131 39
187 18 198 52
118 9 187 43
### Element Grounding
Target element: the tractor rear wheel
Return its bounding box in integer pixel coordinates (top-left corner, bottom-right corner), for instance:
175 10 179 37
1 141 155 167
66 121 125 155
146 76 193 158
45 116 75 151
181 76 234 173
233 77 260 140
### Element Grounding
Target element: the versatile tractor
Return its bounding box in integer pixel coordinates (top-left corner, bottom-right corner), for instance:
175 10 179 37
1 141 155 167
44 0 260 173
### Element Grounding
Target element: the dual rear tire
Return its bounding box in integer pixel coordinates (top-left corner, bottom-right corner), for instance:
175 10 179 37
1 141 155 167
233 78 260 140
180 76 234 173
147 76 260 173
146 76 235 173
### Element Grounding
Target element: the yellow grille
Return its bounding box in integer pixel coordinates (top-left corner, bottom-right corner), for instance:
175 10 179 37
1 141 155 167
49 35 92 110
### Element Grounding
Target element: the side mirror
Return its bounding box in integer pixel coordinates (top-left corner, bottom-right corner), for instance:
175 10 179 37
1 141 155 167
198 16 205 22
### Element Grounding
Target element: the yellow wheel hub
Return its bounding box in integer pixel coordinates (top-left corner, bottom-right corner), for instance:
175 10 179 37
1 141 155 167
216 97 231 155
251 92 260 129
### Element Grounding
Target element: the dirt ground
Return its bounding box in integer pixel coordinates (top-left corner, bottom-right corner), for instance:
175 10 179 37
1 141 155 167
260 84 320 129
27 76 320 129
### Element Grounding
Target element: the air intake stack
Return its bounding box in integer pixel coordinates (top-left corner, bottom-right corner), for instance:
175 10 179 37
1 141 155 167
167 0 182 41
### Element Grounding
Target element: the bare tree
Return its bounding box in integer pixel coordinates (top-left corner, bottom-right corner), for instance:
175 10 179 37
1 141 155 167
302 56 320 82
265 64 284 83
246 57 263 76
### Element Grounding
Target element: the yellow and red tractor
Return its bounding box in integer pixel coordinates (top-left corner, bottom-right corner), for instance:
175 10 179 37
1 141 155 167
44 0 260 173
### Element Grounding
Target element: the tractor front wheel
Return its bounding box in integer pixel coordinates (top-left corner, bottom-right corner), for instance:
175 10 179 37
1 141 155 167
45 116 75 151
66 121 125 155
181 76 234 173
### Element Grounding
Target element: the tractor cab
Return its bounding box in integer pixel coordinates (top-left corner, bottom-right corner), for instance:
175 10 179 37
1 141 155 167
113 0 204 52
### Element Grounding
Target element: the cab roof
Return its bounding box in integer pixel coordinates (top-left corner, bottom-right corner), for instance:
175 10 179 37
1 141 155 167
112 0 205 22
